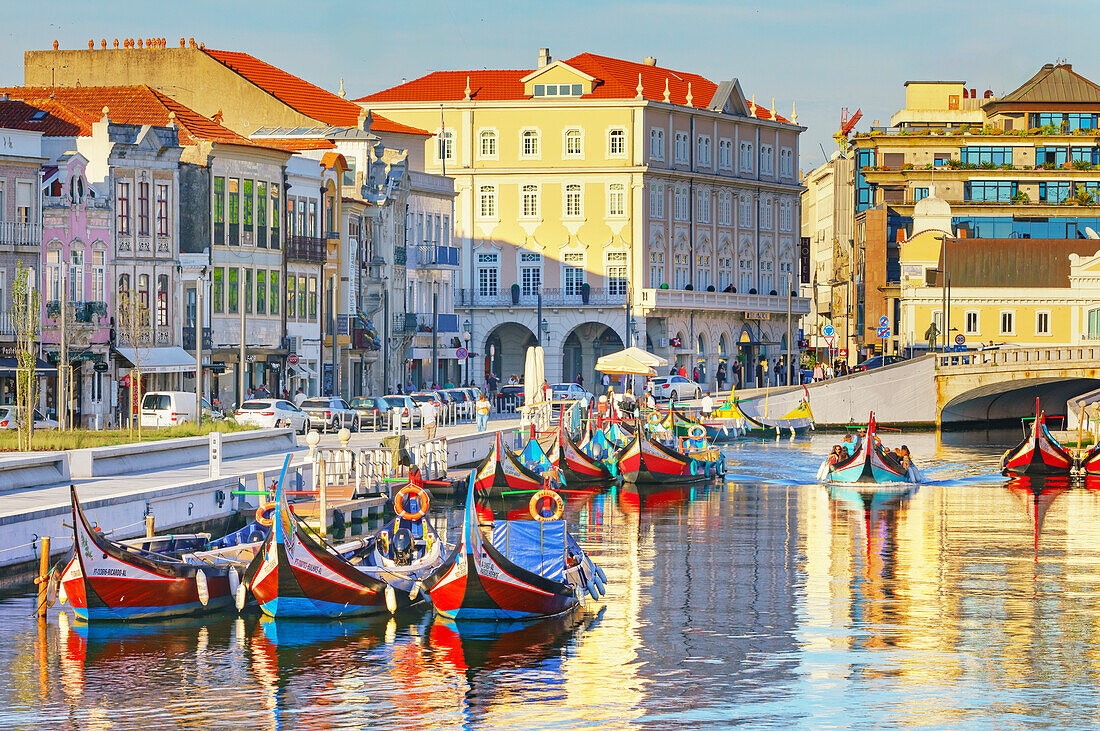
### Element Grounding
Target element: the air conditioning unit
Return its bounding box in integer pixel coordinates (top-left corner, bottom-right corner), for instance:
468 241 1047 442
658 338 669 348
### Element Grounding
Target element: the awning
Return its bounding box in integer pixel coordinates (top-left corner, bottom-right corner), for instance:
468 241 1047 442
115 346 197 374
407 347 464 361
0 357 56 377
289 361 318 378
596 346 668 376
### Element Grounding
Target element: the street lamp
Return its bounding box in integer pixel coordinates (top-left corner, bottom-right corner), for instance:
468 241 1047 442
541 318 549 344
462 329 471 386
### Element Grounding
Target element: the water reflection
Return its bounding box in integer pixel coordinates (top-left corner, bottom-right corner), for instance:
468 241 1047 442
8 436 1100 727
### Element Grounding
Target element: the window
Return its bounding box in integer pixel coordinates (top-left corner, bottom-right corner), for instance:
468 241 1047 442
91 249 105 303
521 129 540 158
1036 310 1051 336
565 129 583 158
69 249 83 302
118 273 130 301
257 181 267 249
45 249 61 303
759 259 774 294
478 186 497 219
778 260 794 290
696 189 710 223
0 182 5 222
479 130 497 158
533 83 583 97
156 274 168 327
520 252 542 297
961 146 1012 166
605 251 627 296
779 199 793 232
442 215 450 246
244 270 253 314
307 199 317 237
15 181 31 223
270 184 279 249
137 274 150 322
564 184 583 218
228 268 238 314
739 258 754 292
780 147 794 177
739 141 754 172
562 252 585 295
650 129 665 159
696 255 711 290
212 268 224 313
153 183 169 238
649 183 665 218
477 252 499 297
243 179 254 242
136 181 149 236
269 271 280 315
760 197 773 230
608 128 626 157
673 185 689 222
436 130 454 162
1000 310 1015 335
1039 182 1072 203
116 181 131 235
673 253 689 289
738 195 752 228
718 139 733 169
521 185 540 219
718 191 732 226
696 135 712 166
914 187 929 202
256 270 267 316
286 275 296 319
718 256 733 290
307 276 316 319
608 183 626 217
1030 113 1098 131
1089 308 1100 339
228 178 240 245
966 181 1017 203
964 310 980 335
674 132 689 163
759 145 774 175
649 250 665 287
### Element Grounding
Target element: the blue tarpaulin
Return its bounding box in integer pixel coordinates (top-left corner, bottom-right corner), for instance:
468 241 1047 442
491 520 566 582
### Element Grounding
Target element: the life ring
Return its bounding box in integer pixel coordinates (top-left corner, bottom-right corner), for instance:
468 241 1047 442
647 412 661 426
394 485 430 521
529 489 564 522
687 424 706 439
255 502 277 527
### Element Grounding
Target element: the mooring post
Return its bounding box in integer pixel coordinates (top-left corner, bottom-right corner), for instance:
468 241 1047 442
36 536 51 618
145 514 155 538
318 456 327 538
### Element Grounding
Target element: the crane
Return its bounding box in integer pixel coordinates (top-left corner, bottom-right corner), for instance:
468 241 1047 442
833 107 863 153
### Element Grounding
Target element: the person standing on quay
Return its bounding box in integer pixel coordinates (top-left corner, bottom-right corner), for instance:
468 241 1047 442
475 392 491 432
421 398 438 441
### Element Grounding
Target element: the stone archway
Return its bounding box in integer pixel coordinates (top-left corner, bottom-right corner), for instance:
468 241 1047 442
485 322 537 386
562 322 624 390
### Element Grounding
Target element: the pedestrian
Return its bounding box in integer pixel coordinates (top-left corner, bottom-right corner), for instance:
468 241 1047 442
678 364 687 378
475 392 491 432
692 366 700 383
774 359 783 386
669 366 676 376
716 362 727 393
701 392 714 417
813 363 824 382
420 398 438 441
576 373 584 388
601 372 610 389
756 359 767 388
732 360 742 389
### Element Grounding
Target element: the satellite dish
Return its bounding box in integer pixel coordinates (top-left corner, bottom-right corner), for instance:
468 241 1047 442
1086 226 1099 240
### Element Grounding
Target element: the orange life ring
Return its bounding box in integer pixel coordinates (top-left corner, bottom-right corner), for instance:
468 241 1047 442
255 501 277 527
394 485 430 521
529 489 564 522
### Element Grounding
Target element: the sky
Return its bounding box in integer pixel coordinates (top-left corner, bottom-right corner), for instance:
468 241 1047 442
1 0 1096 169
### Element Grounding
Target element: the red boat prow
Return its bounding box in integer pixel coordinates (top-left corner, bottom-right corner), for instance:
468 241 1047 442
1001 399 1074 477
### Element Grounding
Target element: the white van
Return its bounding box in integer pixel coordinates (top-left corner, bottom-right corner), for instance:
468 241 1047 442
140 391 198 428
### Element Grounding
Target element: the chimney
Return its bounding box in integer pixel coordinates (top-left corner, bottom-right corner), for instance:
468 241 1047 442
643 56 657 66
538 48 551 68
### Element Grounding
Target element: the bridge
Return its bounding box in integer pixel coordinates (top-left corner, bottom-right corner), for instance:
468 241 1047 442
735 346 1100 427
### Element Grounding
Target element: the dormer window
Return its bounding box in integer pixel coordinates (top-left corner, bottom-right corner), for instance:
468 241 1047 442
534 83 583 97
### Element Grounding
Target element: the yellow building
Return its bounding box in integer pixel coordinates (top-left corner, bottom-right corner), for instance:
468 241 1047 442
357 49 808 388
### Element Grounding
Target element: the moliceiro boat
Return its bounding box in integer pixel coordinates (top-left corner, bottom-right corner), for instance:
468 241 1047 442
616 431 720 485
717 396 814 437
1001 402 1074 477
556 424 613 484
423 475 606 621
473 432 545 499
818 413 921 484
61 486 238 621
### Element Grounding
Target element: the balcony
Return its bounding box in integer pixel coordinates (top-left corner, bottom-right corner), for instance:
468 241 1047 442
414 313 459 333
639 288 811 316
393 313 417 334
0 221 41 248
414 244 460 269
0 312 15 339
287 235 326 263
457 287 629 308
45 300 109 324
182 326 213 351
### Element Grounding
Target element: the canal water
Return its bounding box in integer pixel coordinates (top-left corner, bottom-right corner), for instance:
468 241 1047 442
4 431 1100 729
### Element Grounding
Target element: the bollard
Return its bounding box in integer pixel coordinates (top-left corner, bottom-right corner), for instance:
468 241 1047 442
145 514 155 538
256 471 266 497
318 457 327 538
338 427 351 448
209 431 222 479
35 536 51 618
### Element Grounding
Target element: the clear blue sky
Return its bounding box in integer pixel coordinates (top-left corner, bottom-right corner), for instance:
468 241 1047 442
1 0 1095 168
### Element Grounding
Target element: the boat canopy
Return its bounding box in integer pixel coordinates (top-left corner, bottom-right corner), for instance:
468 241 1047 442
491 520 567 581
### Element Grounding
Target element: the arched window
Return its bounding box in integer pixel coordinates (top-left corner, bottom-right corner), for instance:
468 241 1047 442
479 130 497 158
436 130 454 162
521 129 540 158
138 274 150 323
565 129 583 157
157 274 169 327
608 128 626 157
69 248 84 302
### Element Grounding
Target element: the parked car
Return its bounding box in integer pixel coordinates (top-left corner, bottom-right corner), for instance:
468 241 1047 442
234 399 309 433
0 406 58 430
442 388 472 417
350 396 392 431
140 391 198 428
647 376 702 402
383 395 420 428
852 355 905 373
299 397 360 431
549 383 594 418
497 384 524 411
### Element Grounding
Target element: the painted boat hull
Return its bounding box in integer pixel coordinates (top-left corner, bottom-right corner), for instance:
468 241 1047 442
1001 408 1073 477
616 434 713 485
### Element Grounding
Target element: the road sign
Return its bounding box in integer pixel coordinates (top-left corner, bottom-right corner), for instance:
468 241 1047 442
94 362 108 373
877 325 891 338
246 355 256 363
287 353 299 365
879 315 889 327
456 347 468 360
120 374 131 387
822 324 835 338
839 348 849 357
823 335 834 348
955 334 966 346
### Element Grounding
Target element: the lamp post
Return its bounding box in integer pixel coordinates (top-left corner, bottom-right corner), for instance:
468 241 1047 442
462 324 471 387
541 318 549 345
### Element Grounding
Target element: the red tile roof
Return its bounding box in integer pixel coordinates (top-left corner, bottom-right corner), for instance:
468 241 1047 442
0 85 260 145
259 137 337 152
202 48 429 136
0 98 82 136
356 52 790 123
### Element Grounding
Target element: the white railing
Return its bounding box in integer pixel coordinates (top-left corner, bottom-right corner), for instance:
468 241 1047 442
936 346 1100 370
640 288 812 315
0 220 40 247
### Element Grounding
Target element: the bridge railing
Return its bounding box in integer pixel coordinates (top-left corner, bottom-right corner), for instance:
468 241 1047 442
936 346 1100 370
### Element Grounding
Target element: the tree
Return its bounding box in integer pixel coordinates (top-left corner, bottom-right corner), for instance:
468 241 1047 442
12 262 41 451
116 289 152 439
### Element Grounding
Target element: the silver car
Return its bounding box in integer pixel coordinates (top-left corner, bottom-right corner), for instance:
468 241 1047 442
299 397 360 432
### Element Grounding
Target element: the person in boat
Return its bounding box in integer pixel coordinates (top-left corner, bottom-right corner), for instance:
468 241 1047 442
828 445 844 465
842 433 858 456
893 445 912 470
543 462 561 491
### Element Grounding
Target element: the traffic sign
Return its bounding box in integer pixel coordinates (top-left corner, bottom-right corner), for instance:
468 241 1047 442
839 349 849 357
879 315 889 327
120 374 131 387
955 334 966 346
822 324 835 338
287 353 299 365
877 325 891 338
823 335 834 348
456 347 468 360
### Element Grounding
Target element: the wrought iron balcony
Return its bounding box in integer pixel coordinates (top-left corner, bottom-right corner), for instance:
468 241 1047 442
287 235 326 263
414 244 460 269
182 326 213 351
393 313 418 334
457 287 628 308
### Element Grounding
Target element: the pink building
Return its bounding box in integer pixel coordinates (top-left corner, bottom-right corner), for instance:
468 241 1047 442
41 152 114 427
